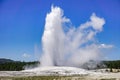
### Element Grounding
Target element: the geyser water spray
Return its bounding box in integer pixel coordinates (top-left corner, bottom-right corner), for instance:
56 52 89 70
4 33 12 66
40 5 110 68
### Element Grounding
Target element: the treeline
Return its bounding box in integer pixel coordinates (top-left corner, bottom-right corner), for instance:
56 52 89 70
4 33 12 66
103 60 120 72
0 60 120 71
0 61 39 71
104 60 120 69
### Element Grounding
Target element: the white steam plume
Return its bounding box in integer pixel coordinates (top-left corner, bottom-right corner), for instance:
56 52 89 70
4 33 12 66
40 6 110 67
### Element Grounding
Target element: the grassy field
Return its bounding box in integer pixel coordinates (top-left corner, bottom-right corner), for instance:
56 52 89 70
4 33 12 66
0 76 85 80
0 76 117 80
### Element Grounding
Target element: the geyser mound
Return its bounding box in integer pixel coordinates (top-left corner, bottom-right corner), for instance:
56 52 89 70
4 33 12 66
24 66 92 76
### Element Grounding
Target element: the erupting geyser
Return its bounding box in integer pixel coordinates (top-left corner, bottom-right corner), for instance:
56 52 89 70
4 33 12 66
40 5 106 67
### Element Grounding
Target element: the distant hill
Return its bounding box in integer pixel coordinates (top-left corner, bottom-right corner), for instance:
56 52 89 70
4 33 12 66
0 58 14 64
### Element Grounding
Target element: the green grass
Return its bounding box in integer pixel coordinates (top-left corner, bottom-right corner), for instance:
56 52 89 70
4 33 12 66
100 78 116 80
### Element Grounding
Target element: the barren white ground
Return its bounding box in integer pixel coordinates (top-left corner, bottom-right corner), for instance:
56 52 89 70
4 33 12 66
0 67 120 79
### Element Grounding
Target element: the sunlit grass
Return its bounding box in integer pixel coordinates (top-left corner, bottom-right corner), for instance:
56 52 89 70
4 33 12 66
0 76 88 80
0 76 118 80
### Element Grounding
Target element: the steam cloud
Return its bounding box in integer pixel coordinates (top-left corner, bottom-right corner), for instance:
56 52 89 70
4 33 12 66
40 6 111 67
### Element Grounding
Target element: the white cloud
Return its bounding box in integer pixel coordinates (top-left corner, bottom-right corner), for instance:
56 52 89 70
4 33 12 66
99 44 114 49
22 53 31 58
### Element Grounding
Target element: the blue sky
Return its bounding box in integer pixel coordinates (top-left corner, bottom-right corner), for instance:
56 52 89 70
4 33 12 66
0 0 120 61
